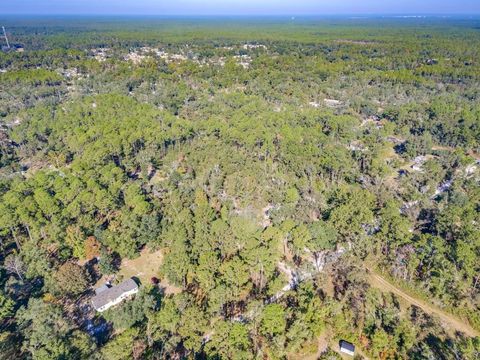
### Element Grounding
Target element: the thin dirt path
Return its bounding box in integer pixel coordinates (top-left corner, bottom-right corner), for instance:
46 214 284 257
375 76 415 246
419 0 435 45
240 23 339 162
367 270 479 338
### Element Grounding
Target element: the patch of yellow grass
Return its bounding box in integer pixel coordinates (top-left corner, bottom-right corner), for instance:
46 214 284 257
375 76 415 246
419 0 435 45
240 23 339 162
119 247 163 283
95 247 182 295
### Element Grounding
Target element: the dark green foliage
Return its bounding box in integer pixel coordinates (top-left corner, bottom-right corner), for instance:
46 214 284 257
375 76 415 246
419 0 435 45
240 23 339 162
103 288 157 330
98 248 117 275
0 16 479 360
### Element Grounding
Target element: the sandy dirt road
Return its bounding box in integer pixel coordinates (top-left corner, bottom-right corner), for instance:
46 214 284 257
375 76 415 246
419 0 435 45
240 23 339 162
368 270 479 338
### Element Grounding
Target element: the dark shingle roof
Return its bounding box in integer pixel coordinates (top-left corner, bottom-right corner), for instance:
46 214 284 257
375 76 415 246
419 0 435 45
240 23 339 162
91 278 138 310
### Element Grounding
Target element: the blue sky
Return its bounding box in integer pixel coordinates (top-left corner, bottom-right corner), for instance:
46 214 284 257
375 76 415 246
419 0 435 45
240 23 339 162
2 0 479 15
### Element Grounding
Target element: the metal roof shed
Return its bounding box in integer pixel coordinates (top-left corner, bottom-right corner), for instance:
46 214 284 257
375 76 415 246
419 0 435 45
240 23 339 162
339 340 355 356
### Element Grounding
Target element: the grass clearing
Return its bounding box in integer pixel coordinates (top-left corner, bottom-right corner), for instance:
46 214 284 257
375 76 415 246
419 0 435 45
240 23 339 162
117 247 163 283
95 247 182 295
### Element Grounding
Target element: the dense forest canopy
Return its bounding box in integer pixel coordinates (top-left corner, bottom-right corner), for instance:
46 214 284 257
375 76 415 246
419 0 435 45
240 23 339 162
0 16 479 359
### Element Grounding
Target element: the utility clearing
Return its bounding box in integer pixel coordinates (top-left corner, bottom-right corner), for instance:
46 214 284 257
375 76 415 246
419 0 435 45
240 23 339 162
367 269 479 338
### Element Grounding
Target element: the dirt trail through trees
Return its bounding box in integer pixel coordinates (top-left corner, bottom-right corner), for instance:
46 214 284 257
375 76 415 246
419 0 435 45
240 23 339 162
367 270 479 338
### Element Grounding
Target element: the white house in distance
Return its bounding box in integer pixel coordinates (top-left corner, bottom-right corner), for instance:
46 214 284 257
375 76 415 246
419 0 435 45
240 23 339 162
91 278 139 312
339 340 355 356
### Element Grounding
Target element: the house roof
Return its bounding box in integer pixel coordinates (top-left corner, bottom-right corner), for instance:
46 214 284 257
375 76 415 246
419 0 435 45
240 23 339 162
339 340 355 352
91 278 138 310
95 283 110 295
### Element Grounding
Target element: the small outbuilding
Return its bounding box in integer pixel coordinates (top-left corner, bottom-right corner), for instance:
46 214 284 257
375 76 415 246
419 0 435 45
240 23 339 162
92 278 139 312
339 340 355 356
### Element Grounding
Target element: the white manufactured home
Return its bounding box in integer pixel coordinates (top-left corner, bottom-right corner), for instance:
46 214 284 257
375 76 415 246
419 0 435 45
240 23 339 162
91 278 139 312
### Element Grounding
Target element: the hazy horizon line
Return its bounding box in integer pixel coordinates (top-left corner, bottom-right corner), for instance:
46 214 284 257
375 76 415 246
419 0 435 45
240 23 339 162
1 13 479 17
